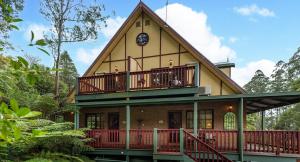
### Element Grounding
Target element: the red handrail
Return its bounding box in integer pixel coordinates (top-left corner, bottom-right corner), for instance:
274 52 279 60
184 130 232 162
157 129 180 152
129 129 153 149
86 129 126 149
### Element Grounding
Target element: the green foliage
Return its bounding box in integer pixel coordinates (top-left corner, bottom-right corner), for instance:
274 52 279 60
59 51 79 92
244 47 300 130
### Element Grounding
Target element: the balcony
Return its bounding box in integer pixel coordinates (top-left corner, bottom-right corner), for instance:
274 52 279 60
78 65 196 95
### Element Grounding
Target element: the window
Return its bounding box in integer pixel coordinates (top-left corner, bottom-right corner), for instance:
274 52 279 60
224 112 236 130
199 110 213 129
86 113 104 129
186 110 213 129
186 111 193 129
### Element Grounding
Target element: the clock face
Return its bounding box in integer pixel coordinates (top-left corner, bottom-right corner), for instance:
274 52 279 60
136 33 149 46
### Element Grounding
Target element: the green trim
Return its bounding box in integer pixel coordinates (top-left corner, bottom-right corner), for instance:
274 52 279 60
215 62 235 68
153 128 158 154
238 98 244 161
76 87 199 101
74 109 79 129
126 103 130 149
261 110 265 130
194 63 199 87
193 102 198 135
179 128 184 153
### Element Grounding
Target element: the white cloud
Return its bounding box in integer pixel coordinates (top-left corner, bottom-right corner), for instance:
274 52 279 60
76 43 106 64
232 59 275 87
229 37 238 43
155 3 236 63
101 16 126 38
24 24 49 41
234 4 275 17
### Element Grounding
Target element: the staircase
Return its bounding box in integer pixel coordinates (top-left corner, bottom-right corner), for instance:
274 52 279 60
183 130 232 162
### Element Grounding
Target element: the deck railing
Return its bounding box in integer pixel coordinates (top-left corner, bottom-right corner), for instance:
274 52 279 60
86 129 126 149
198 130 238 152
86 129 300 156
129 129 153 149
184 130 232 162
77 65 195 94
244 130 300 155
157 129 180 152
130 66 195 90
78 72 127 94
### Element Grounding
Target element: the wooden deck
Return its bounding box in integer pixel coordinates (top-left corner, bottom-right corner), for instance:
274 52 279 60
86 129 300 156
78 65 195 94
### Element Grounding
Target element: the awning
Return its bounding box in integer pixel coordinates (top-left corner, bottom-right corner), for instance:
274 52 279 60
242 92 300 114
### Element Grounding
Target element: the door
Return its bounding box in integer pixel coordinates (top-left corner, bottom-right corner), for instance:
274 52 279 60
168 112 182 143
108 112 119 142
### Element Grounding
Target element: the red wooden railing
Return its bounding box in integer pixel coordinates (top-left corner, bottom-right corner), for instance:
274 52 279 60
244 131 300 155
86 129 126 148
184 130 232 162
86 129 300 156
157 129 180 152
78 65 195 94
198 130 238 152
130 65 195 90
129 129 153 149
78 72 127 94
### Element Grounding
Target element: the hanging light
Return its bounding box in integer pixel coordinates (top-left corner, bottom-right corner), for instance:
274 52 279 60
227 105 233 112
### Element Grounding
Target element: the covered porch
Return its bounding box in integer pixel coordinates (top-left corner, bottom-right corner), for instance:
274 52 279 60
75 89 300 161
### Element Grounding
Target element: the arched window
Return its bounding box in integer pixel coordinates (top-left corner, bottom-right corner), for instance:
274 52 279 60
224 112 236 130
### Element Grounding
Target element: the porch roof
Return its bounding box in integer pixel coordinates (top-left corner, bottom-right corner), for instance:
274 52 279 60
76 89 300 114
241 92 300 113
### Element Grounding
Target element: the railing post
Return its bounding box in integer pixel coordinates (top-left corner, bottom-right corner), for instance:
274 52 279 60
193 102 198 136
153 128 158 154
261 110 265 130
74 108 79 129
180 128 184 154
238 98 244 162
126 100 130 150
126 70 130 91
194 63 200 87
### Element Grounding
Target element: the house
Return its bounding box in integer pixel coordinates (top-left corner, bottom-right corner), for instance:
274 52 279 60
68 2 300 162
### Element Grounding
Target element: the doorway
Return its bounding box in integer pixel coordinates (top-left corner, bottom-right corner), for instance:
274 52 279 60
168 112 182 143
108 112 119 142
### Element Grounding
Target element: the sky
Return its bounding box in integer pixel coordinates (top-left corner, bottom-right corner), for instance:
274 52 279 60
8 0 300 87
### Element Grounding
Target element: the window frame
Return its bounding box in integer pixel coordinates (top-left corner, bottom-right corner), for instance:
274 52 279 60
85 113 104 129
223 112 236 130
186 109 214 129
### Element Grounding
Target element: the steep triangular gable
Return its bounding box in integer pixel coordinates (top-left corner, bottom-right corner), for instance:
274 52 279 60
79 2 245 94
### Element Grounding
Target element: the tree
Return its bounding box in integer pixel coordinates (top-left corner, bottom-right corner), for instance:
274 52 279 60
274 104 300 130
270 60 288 92
59 51 78 92
40 0 108 99
0 0 24 51
244 70 270 93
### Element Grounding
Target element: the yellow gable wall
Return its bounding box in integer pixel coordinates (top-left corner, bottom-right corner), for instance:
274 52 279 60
94 14 235 95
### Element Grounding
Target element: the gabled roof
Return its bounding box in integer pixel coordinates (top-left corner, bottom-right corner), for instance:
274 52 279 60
79 2 245 94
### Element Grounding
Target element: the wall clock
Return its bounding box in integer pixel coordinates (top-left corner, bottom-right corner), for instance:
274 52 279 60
136 32 149 46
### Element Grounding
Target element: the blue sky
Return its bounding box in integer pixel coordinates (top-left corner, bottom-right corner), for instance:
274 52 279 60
8 0 300 86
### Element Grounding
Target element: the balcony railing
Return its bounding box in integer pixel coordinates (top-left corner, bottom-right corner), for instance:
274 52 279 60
86 129 300 156
78 65 196 94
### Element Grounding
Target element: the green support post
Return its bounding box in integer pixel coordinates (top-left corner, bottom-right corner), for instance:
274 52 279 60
126 100 130 150
238 98 244 162
153 128 158 154
261 110 265 130
179 128 184 154
74 109 79 129
193 102 198 136
194 63 199 87
126 70 130 91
